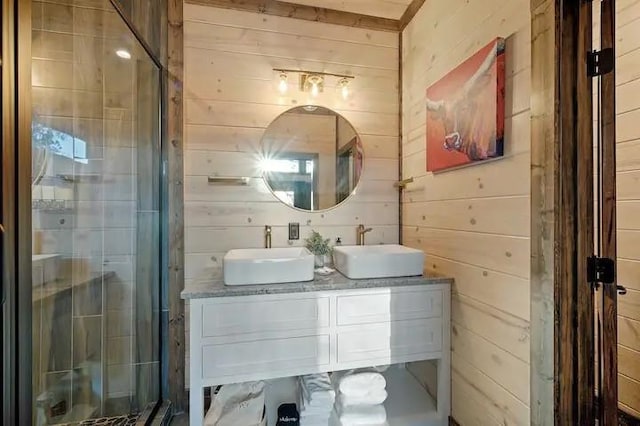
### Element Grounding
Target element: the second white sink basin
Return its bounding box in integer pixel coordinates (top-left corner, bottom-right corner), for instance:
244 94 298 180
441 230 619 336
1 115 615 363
223 247 315 286
333 245 424 279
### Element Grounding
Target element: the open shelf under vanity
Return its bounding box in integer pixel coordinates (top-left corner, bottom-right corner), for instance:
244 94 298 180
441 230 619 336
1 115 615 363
258 365 440 426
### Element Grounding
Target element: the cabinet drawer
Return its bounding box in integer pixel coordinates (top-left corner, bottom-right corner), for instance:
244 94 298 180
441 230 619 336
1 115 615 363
202 335 330 379
337 318 442 363
336 289 442 326
202 297 330 337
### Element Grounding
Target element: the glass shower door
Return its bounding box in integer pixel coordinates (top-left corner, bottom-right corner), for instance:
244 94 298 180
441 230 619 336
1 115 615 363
31 0 162 423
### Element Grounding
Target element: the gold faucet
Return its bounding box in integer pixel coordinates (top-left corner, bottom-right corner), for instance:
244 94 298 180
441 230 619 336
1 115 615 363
356 224 372 246
265 225 272 248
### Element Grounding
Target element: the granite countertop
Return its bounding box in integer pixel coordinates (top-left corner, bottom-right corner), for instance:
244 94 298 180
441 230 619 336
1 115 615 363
181 270 452 299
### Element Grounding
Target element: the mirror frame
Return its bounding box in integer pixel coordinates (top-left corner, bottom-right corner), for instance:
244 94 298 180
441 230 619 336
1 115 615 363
260 105 365 213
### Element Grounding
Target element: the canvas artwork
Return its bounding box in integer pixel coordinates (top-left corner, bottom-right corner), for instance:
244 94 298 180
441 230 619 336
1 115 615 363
426 38 506 172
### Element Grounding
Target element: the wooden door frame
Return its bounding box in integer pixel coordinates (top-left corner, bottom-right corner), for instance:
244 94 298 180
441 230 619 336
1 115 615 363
598 0 619 424
531 0 621 424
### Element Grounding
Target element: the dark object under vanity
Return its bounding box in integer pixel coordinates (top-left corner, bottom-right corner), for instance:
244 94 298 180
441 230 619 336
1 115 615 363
276 403 300 426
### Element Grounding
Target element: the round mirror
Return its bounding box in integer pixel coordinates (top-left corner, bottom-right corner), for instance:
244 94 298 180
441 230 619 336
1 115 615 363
261 106 364 211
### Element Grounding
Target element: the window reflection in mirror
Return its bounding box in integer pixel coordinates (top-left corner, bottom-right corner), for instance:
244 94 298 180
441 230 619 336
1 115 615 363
261 106 363 211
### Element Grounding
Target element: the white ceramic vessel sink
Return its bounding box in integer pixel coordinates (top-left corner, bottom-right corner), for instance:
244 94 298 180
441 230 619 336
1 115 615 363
333 245 425 279
223 247 315 286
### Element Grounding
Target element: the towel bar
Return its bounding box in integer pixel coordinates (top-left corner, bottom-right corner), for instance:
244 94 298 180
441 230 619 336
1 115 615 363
207 176 250 186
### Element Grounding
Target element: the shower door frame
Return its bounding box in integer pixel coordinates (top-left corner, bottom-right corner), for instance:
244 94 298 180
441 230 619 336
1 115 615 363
2 0 33 424
3 0 170 423
108 0 169 418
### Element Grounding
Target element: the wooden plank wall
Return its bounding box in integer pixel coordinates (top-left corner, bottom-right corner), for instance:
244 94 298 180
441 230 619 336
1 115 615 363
529 0 555 423
401 0 531 424
276 0 413 20
167 0 185 410
182 4 400 386
182 3 400 282
594 0 640 418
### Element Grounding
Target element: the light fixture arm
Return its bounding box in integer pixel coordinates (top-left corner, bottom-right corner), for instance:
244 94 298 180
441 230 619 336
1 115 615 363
273 68 356 81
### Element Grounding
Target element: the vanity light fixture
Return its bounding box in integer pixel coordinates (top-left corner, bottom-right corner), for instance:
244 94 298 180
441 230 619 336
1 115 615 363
278 72 288 94
272 68 355 98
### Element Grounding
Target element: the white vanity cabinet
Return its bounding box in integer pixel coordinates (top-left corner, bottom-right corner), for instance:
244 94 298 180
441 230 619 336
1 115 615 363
187 283 451 426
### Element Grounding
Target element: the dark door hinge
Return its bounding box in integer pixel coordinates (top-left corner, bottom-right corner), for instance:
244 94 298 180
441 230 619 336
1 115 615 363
587 49 614 77
587 256 615 284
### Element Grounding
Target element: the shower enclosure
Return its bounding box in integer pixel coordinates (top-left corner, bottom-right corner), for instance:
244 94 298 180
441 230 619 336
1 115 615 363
3 0 166 424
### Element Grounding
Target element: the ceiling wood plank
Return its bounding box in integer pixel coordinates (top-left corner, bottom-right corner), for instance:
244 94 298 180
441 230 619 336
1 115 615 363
184 0 401 32
278 0 412 20
399 0 426 30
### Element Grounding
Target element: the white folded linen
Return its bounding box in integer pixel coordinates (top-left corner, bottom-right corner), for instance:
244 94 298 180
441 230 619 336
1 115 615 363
337 403 387 426
302 386 334 407
337 388 388 407
300 412 332 423
336 371 386 397
298 392 332 416
300 373 336 407
300 420 329 426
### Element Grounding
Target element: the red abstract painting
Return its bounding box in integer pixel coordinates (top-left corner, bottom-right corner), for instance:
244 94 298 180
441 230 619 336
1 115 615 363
426 38 506 172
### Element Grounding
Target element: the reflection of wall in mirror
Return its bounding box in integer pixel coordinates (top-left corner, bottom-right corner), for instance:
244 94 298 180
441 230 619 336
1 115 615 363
262 112 337 210
338 118 357 150
336 119 362 204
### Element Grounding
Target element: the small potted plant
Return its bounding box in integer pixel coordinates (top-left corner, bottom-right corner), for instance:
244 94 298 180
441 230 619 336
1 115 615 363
304 230 332 268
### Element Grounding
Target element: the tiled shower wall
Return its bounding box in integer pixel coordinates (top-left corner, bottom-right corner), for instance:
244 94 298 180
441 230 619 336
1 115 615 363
31 0 158 420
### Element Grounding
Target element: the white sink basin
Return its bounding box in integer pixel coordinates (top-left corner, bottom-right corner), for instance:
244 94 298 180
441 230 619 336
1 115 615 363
333 245 424 279
223 247 315 286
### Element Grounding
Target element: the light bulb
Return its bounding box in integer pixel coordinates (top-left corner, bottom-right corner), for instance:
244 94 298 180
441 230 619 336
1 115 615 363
278 73 288 94
115 49 131 59
339 78 350 100
311 81 319 97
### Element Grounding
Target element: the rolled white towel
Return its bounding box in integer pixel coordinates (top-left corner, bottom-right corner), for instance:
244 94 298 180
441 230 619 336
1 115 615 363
338 388 388 407
337 403 387 426
337 371 386 397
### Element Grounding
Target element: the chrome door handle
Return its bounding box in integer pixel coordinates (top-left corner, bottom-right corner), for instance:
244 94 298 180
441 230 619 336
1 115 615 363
618 285 627 296
0 223 5 233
